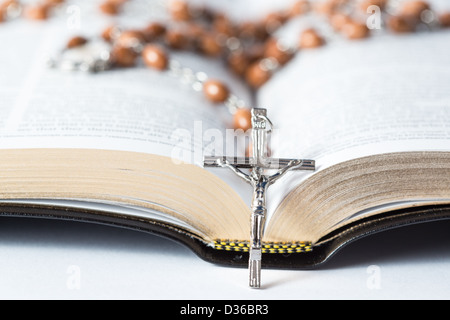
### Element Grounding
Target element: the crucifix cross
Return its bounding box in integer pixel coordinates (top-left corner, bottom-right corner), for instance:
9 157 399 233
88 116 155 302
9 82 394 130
204 108 315 288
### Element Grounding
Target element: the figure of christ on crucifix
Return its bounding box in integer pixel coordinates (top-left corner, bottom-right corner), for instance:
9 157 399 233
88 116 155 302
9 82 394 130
204 108 315 288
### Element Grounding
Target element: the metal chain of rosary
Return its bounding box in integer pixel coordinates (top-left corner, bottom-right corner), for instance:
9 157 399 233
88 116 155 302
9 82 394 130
2 0 450 133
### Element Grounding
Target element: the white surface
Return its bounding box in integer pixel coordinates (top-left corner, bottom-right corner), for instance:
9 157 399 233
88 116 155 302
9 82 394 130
0 217 449 300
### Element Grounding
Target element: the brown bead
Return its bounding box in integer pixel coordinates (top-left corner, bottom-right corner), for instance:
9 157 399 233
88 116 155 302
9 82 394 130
115 30 145 48
400 0 430 20
245 61 271 88
142 22 166 42
227 52 249 77
168 0 191 21
387 15 416 33
329 13 351 31
299 29 324 48
263 38 293 65
111 46 137 67
185 23 207 39
101 25 121 42
203 80 230 103
342 21 370 39
142 45 168 71
246 44 265 62
24 5 50 20
233 108 252 131
314 0 349 15
43 0 64 7
66 36 88 49
198 33 222 57
0 0 21 21
439 12 450 27
314 0 338 16
264 11 289 34
213 14 236 37
99 0 120 15
1 0 19 13
165 30 190 50
239 21 268 41
0 0 16 10
359 0 387 11
288 0 310 17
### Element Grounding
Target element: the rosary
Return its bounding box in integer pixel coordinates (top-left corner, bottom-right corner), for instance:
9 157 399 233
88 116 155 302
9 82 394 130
2 0 450 288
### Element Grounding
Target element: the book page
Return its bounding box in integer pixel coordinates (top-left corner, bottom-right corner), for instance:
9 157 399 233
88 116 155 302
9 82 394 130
257 4 450 215
0 1 252 167
261 31 450 168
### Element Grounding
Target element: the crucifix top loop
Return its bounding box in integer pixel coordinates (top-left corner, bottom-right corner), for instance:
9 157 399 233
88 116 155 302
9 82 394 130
203 108 315 288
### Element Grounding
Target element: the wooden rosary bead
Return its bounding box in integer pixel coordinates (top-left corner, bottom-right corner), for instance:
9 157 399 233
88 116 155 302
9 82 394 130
387 15 416 33
198 33 222 57
288 0 310 17
142 22 166 42
101 25 121 42
299 28 324 48
314 0 338 16
203 80 230 103
1 0 20 16
212 14 236 37
264 11 289 34
239 21 268 41
400 0 430 20
233 108 252 131
246 44 265 62
99 0 121 15
142 44 168 71
245 60 271 88
0 0 19 21
66 36 88 49
263 38 292 65
0 0 17 10
165 30 190 50
329 13 351 31
111 45 137 67
439 12 450 27
115 30 145 48
359 0 387 11
227 52 249 77
44 0 65 7
24 4 49 20
185 23 207 39
342 21 370 39
168 0 191 21
196 6 216 23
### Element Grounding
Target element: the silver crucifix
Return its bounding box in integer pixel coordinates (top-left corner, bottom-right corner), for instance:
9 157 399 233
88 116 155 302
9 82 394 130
204 108 315 288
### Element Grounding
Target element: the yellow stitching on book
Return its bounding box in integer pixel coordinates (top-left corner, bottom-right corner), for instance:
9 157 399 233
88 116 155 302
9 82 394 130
213 240 313 254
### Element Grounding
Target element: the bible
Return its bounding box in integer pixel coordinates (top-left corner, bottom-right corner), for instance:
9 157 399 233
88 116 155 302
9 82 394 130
1 0 450 287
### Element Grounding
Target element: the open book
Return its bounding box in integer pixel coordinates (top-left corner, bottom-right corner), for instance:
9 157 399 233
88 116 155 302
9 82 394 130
1 0 450 270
